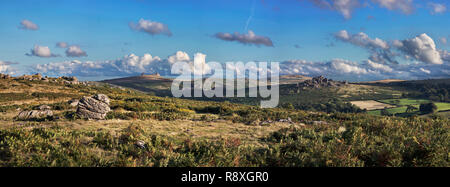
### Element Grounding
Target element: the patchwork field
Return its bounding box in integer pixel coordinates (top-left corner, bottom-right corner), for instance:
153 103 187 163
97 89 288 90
365 98 450 116
350 100 395 110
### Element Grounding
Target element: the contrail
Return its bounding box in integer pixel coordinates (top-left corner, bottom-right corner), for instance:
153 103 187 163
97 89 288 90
244 0 256 32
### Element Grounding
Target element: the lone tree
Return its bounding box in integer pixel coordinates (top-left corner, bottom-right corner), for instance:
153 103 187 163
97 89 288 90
380 107 391 116
419 103 438 114
406 105 418 113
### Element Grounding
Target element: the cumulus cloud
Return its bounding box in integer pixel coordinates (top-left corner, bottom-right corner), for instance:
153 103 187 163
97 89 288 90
279 58 450 81
335 30 389 50
440 50 450 62
306 0 360 19
335 31 449 65
371 0 414 14
428 3 446 15
26 45 59 58
0 61 17 75
440 37 447 45
167 51 190 64
214 30 274 47
394 33 443 64
56 42 68 48
335 30 397 64
366 59 393 72
331 59 368 74
31 49 450 81
129 18 172 36
305 0 415 19
419 67 431 74
19 19 39 30
65 45 87 57
32 51 214 78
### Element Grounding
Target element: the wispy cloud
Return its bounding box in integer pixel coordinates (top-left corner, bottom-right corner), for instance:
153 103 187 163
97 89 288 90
304 0 415 19
214 30 274 47
428 2 446 15
18 19 39 30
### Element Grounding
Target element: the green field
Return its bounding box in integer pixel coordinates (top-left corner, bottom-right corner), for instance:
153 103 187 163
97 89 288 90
379 98 432 106
367 98 450 116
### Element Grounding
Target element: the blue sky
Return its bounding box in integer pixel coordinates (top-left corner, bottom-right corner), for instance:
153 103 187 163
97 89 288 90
0 0 449 81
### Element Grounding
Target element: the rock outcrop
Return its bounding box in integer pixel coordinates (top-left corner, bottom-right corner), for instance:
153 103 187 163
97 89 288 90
17 73 45 81
76 94 111 120
60 76 79 85
16 105 53 120
0 73 11 79
68 99 79 107
296 75 348 89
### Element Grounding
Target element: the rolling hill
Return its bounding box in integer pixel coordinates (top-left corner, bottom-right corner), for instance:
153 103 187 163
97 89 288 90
0 74 448 167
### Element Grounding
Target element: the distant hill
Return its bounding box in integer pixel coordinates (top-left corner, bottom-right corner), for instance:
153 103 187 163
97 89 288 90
101 74 173 96
362 79 405 84
278 75 312 85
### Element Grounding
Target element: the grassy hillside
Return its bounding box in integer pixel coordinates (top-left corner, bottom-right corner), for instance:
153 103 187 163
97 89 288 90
0 77 449 167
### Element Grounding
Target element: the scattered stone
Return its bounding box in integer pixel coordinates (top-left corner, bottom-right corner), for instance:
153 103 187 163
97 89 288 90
278 117 293 123
37 105 51 110
16 105 53 120
338 126 347 133
311 121 329 125
68 99 79 107
76 94 111 120
135 140 146 149
259 120 273 126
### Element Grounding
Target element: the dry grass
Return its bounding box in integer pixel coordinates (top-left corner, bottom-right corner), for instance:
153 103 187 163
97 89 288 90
0 118 303 146
350 100 395 110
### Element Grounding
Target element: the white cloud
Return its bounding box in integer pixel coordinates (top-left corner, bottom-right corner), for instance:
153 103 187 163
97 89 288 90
395 33 443 64
306 0 360 19
32 51 213 77
335 30 389 50
440 37 448 45
336 31 449 65
214 30 274 47
19 19 39 30
26 45 59 58
279 58 449 81
333 0 360 19
419 68 431 74
66 45 87 57
129 18 172 36
167 51 190 64
0 61 17 75
366 59 393 72
331 59 368 74
56 42 68 48
371 0 414 14
306 0 414 19
428 3 446 15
